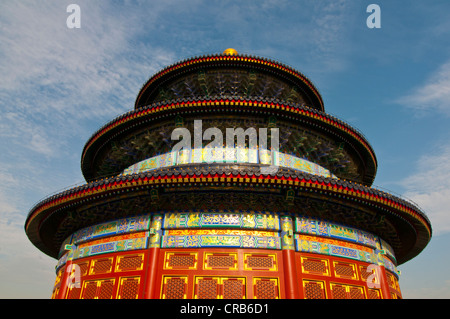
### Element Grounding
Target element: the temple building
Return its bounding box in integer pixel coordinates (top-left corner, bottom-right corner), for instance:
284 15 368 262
25 49 432 299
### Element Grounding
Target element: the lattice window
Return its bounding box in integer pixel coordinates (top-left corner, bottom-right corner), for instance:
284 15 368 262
367 288 381 299
82 281 99 299
66 286 82 299
333 262 357 280
386 272 398 290
81 279 116 299
303 280 326 299
359 265 380 286
205 253 237 270
117 277 140 299
301 257 330 276
51 287 59 299
359 265 370 281
195 277 219 299
98 280 115 299
89 258 113 275
253 278 279 299
244 254 277 271
330 283 365 299
76 262 90 276
53 267 64 287
331 284 347 299
164 252 197 269
348 286 365 299
192 277 246 299
223 278 246 299
393 276 400 291
116 254 144 272
162 276 188 299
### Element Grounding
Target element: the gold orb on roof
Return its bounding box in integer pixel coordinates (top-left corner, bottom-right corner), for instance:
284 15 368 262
223 48 238 55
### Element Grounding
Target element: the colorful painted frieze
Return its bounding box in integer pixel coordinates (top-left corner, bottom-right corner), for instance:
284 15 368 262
149 214 163 248
158 152 176 168
258 149 272 165
163 211 280 230
71 214 151 245
72 231 148 259
165 229 277 237
176 149 190 165
294 234 399 273
383 255 397 274
120 148 339 179
56 252 69 271
273 151 334 178
380 238 396 263
280 216 295 250
58 234 74 258
295 215 379 249
123 152 176 175
161 234 281 249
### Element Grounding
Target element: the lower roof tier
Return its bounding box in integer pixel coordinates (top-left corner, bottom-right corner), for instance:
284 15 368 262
25 163 431 265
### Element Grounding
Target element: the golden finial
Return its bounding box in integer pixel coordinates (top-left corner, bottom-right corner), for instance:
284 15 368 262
223 48 238 56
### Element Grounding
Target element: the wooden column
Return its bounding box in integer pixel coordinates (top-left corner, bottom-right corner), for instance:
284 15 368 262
56 259 73 299
280 215 299 299
378 265 392 299
144 214 163 299
56 243 77 299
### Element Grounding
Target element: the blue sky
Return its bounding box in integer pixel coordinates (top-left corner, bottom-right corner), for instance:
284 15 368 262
1 0 449 298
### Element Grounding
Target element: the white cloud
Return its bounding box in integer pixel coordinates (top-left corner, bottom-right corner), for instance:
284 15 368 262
0 168 22 213
396 60 450 116
401 145 450 235
0 167 56 298
401 282 450 299
0 1 176 158
0 188 20 216
0 210 55 298
0 1 177 298
309 0 353 70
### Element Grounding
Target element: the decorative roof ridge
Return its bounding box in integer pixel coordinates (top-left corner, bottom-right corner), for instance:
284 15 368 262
26 164 430 233
134 52 324 110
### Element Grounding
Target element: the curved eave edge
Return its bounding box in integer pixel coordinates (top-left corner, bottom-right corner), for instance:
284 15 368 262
25 168 431 259
134 54 324 111
81 98 377 183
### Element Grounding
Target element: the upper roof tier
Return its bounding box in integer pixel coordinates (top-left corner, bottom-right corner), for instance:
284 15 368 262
134 49 325 112
80 101 377 185
80 50 377 185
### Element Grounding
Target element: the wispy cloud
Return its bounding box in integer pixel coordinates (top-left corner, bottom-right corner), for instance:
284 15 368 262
308 0 354 71
400 145 450 235
0 1 176 156
396 60 450 236
396 60 450 116
0 166 56 298
0 208 55 298
0 1 177 298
